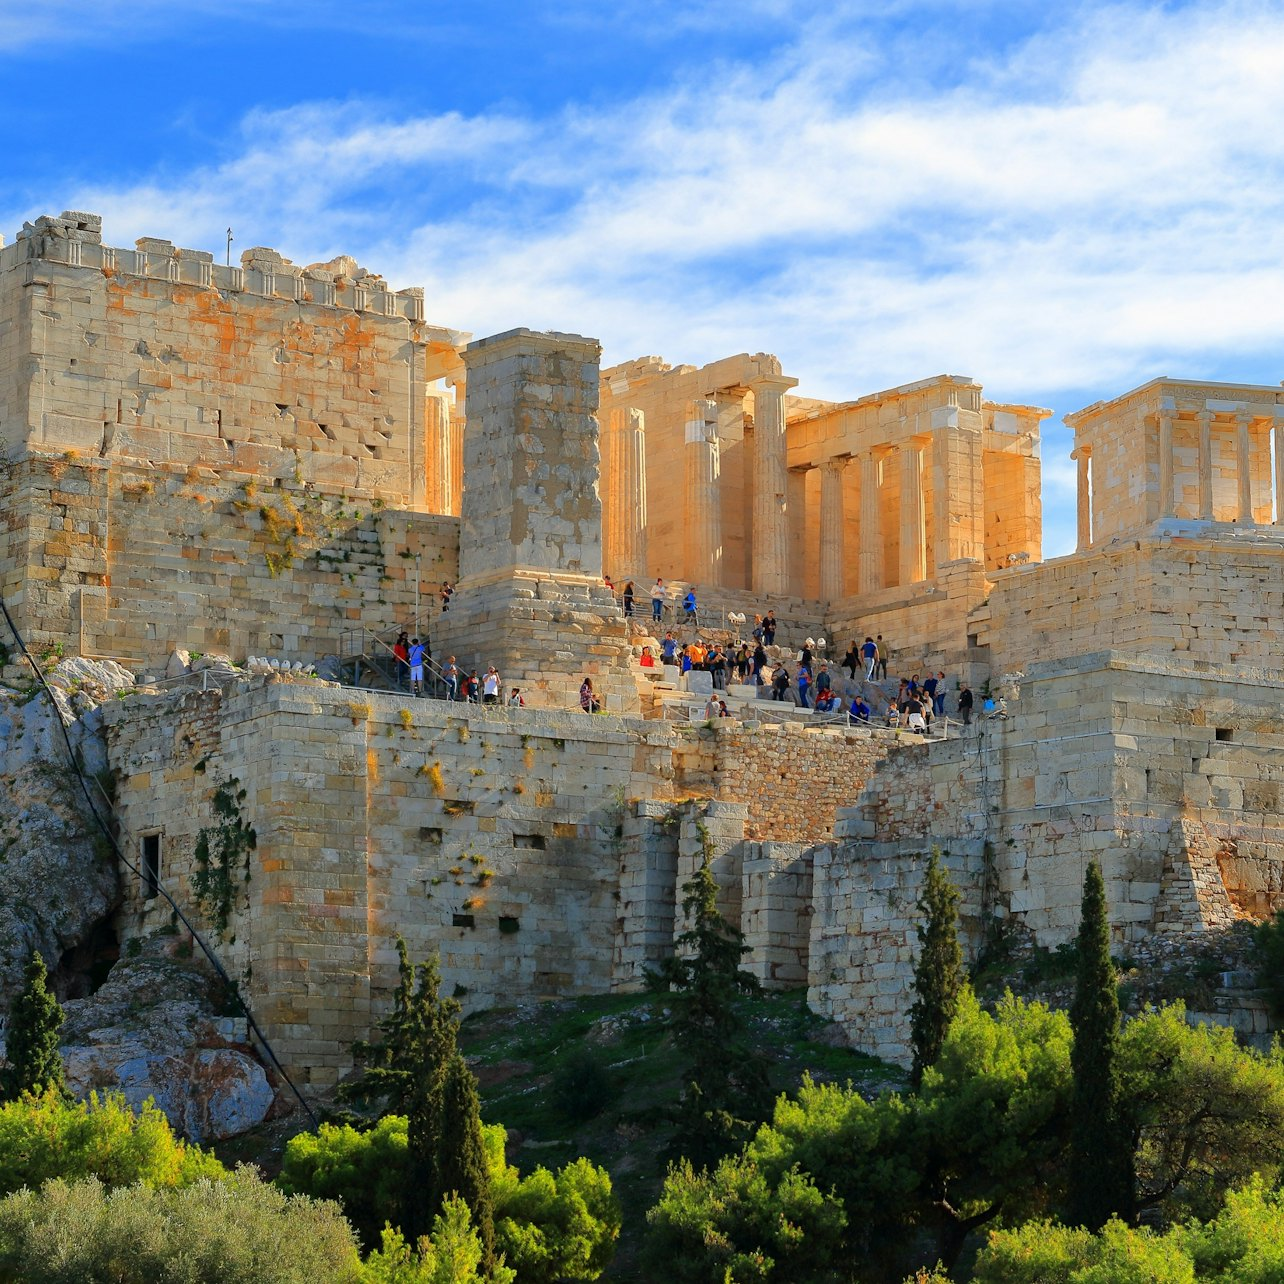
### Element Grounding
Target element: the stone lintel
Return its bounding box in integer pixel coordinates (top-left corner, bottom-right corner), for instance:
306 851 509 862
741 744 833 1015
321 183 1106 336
463 327 601 367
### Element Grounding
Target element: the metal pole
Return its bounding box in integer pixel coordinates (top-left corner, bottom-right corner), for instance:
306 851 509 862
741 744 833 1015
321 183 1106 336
226 228 233 267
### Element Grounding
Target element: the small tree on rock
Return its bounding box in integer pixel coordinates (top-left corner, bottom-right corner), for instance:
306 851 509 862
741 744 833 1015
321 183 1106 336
1067 861 1134 1230
909 848 964 1088
0 952 65 1103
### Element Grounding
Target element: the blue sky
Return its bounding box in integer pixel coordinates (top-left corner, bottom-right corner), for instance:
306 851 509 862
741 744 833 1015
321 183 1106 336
5 0 1284 556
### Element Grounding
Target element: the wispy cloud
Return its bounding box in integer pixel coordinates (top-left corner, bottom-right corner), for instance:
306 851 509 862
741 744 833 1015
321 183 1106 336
9 1 1284 555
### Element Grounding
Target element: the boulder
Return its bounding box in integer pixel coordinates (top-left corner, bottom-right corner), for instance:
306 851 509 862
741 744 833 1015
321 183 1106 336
61 944 278 1143
165 649 192 678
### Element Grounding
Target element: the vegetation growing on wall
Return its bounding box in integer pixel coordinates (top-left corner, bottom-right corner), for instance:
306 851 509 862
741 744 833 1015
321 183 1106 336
192 779 257 941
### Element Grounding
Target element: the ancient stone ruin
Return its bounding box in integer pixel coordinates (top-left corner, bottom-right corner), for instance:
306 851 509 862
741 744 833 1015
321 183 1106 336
2 211 1281 1101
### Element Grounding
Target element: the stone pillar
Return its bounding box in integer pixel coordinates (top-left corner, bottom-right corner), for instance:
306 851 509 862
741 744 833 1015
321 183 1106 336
603 406 648 581
423 389 454 515
686 398 722 586
1275 414 1284 527
819 457 846 601
898 440 926 586
1236 412 1253 523
858 450 884 594
1073 446 1092 550
1197 409 1214 520
1157 409 1175 518
750 375 798 598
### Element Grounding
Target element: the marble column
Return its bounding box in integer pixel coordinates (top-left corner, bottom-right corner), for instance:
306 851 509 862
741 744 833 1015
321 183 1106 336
1157 409 1175 518
898 440 926 586
858 451 885 594
819 457 846 601
1274 414 1284 527
603 407 648 581
1236 412 1253 523
686 399 722 585
1073 446 1092 550
1197 409 1214 520
750 375 797 598
423 390 454 515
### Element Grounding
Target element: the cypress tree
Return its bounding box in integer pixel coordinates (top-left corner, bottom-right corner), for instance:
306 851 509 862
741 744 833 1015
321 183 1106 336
0 952 65 1102
1067 861 1134 1229
435 1053 496 1271
909 848 964 1088
647 837 771 1167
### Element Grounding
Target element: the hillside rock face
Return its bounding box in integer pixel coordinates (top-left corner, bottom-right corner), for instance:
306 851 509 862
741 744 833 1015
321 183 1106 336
0 658 131 1006
61 944 277 1143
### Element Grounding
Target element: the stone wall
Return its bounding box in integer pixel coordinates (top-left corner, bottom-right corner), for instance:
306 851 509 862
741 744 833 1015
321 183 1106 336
1 453 458 665
976 529 1284 676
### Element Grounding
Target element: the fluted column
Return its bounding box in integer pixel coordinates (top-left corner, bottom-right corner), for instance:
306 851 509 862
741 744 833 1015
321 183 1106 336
819 457 846 601
858 450 885 594
423 390 454 514
686 399 722 585
898 439 926 585
750 375 798 597
1073 446 1092 550
1236 412 1253 523
1274 414 1284 527
1157 409 1175 518
1197 409 1214 519
603 407 648 580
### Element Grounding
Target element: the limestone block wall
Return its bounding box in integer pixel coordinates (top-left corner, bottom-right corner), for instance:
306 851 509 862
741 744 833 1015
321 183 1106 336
670 719 895 842
0 214 466 506
742 842 814 987
976 531 1284 676
107 681 684 1085
1 454 458 665
805 651 1284 1061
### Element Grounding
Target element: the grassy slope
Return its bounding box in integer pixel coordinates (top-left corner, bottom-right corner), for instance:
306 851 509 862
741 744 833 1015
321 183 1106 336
459 988 902 1281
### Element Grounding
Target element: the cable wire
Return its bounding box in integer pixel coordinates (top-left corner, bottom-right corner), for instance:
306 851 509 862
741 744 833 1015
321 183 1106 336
0 598 317 1128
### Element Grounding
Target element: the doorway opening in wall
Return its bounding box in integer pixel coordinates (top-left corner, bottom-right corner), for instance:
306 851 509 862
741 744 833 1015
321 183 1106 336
140 832 161 900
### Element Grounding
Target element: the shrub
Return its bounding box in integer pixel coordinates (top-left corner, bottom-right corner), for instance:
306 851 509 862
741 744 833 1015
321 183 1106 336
0 1091 224 1198
364 1196 516 1283
0 1168 362 1284
1252 908 1284 1019
550 1046 616 1123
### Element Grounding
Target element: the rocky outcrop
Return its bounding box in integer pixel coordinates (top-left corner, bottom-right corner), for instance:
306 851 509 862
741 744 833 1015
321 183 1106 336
0 657 132 1006
60 940 278 1143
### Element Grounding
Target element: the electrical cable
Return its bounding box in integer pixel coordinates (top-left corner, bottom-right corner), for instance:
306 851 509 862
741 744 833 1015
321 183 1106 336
0 597 317 1128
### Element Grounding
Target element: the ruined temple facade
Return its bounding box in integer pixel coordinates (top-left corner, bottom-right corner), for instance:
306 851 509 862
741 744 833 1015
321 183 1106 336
3 211 1283 1077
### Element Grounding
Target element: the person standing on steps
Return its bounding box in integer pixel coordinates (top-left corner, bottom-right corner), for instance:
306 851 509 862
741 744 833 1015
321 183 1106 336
442 655 459 702
650 577 665 622
861 636 878 679
622 581 634 617
392 632 410 690
842 641 859 681
958 684 974 726
408 637 426 697
482 666 501 705
762 611 777 646
933 672 947 717
876 634 889 680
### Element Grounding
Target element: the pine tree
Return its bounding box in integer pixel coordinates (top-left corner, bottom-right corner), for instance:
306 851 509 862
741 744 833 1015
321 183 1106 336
339 938 493 1255
435 1054 496 1271
1067 861 1134 1229
648 837 771 1167
908 849 964 1088
0 952 65 1103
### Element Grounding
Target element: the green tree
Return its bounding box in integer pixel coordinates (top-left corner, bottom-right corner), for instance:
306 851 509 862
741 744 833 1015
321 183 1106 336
435 1056 495 1270
0 1168 362 1284
0 1090 224 1197
1067 861 1133 1230
647 843 771 1167
363 1197 516 1284
0 952 65 1103
1251 907 1284 1020
339 938 490 1261
909 850 964 1089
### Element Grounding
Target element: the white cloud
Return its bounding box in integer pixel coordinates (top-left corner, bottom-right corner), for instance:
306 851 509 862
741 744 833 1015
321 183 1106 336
13 0 1284 558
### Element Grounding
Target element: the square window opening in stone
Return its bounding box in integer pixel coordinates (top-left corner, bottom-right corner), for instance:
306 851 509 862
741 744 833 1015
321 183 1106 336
452 913 475 929
1215 727 1234 742
443 799 475 816
498 916 521 934
513 833 545 850
419 826 443 844
140 832 161 900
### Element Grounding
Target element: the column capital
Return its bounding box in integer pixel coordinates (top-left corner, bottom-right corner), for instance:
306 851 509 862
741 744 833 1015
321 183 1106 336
749 374 800 393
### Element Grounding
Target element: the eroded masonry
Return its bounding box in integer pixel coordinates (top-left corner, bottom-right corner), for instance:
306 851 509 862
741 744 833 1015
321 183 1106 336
4 211 1283 1078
